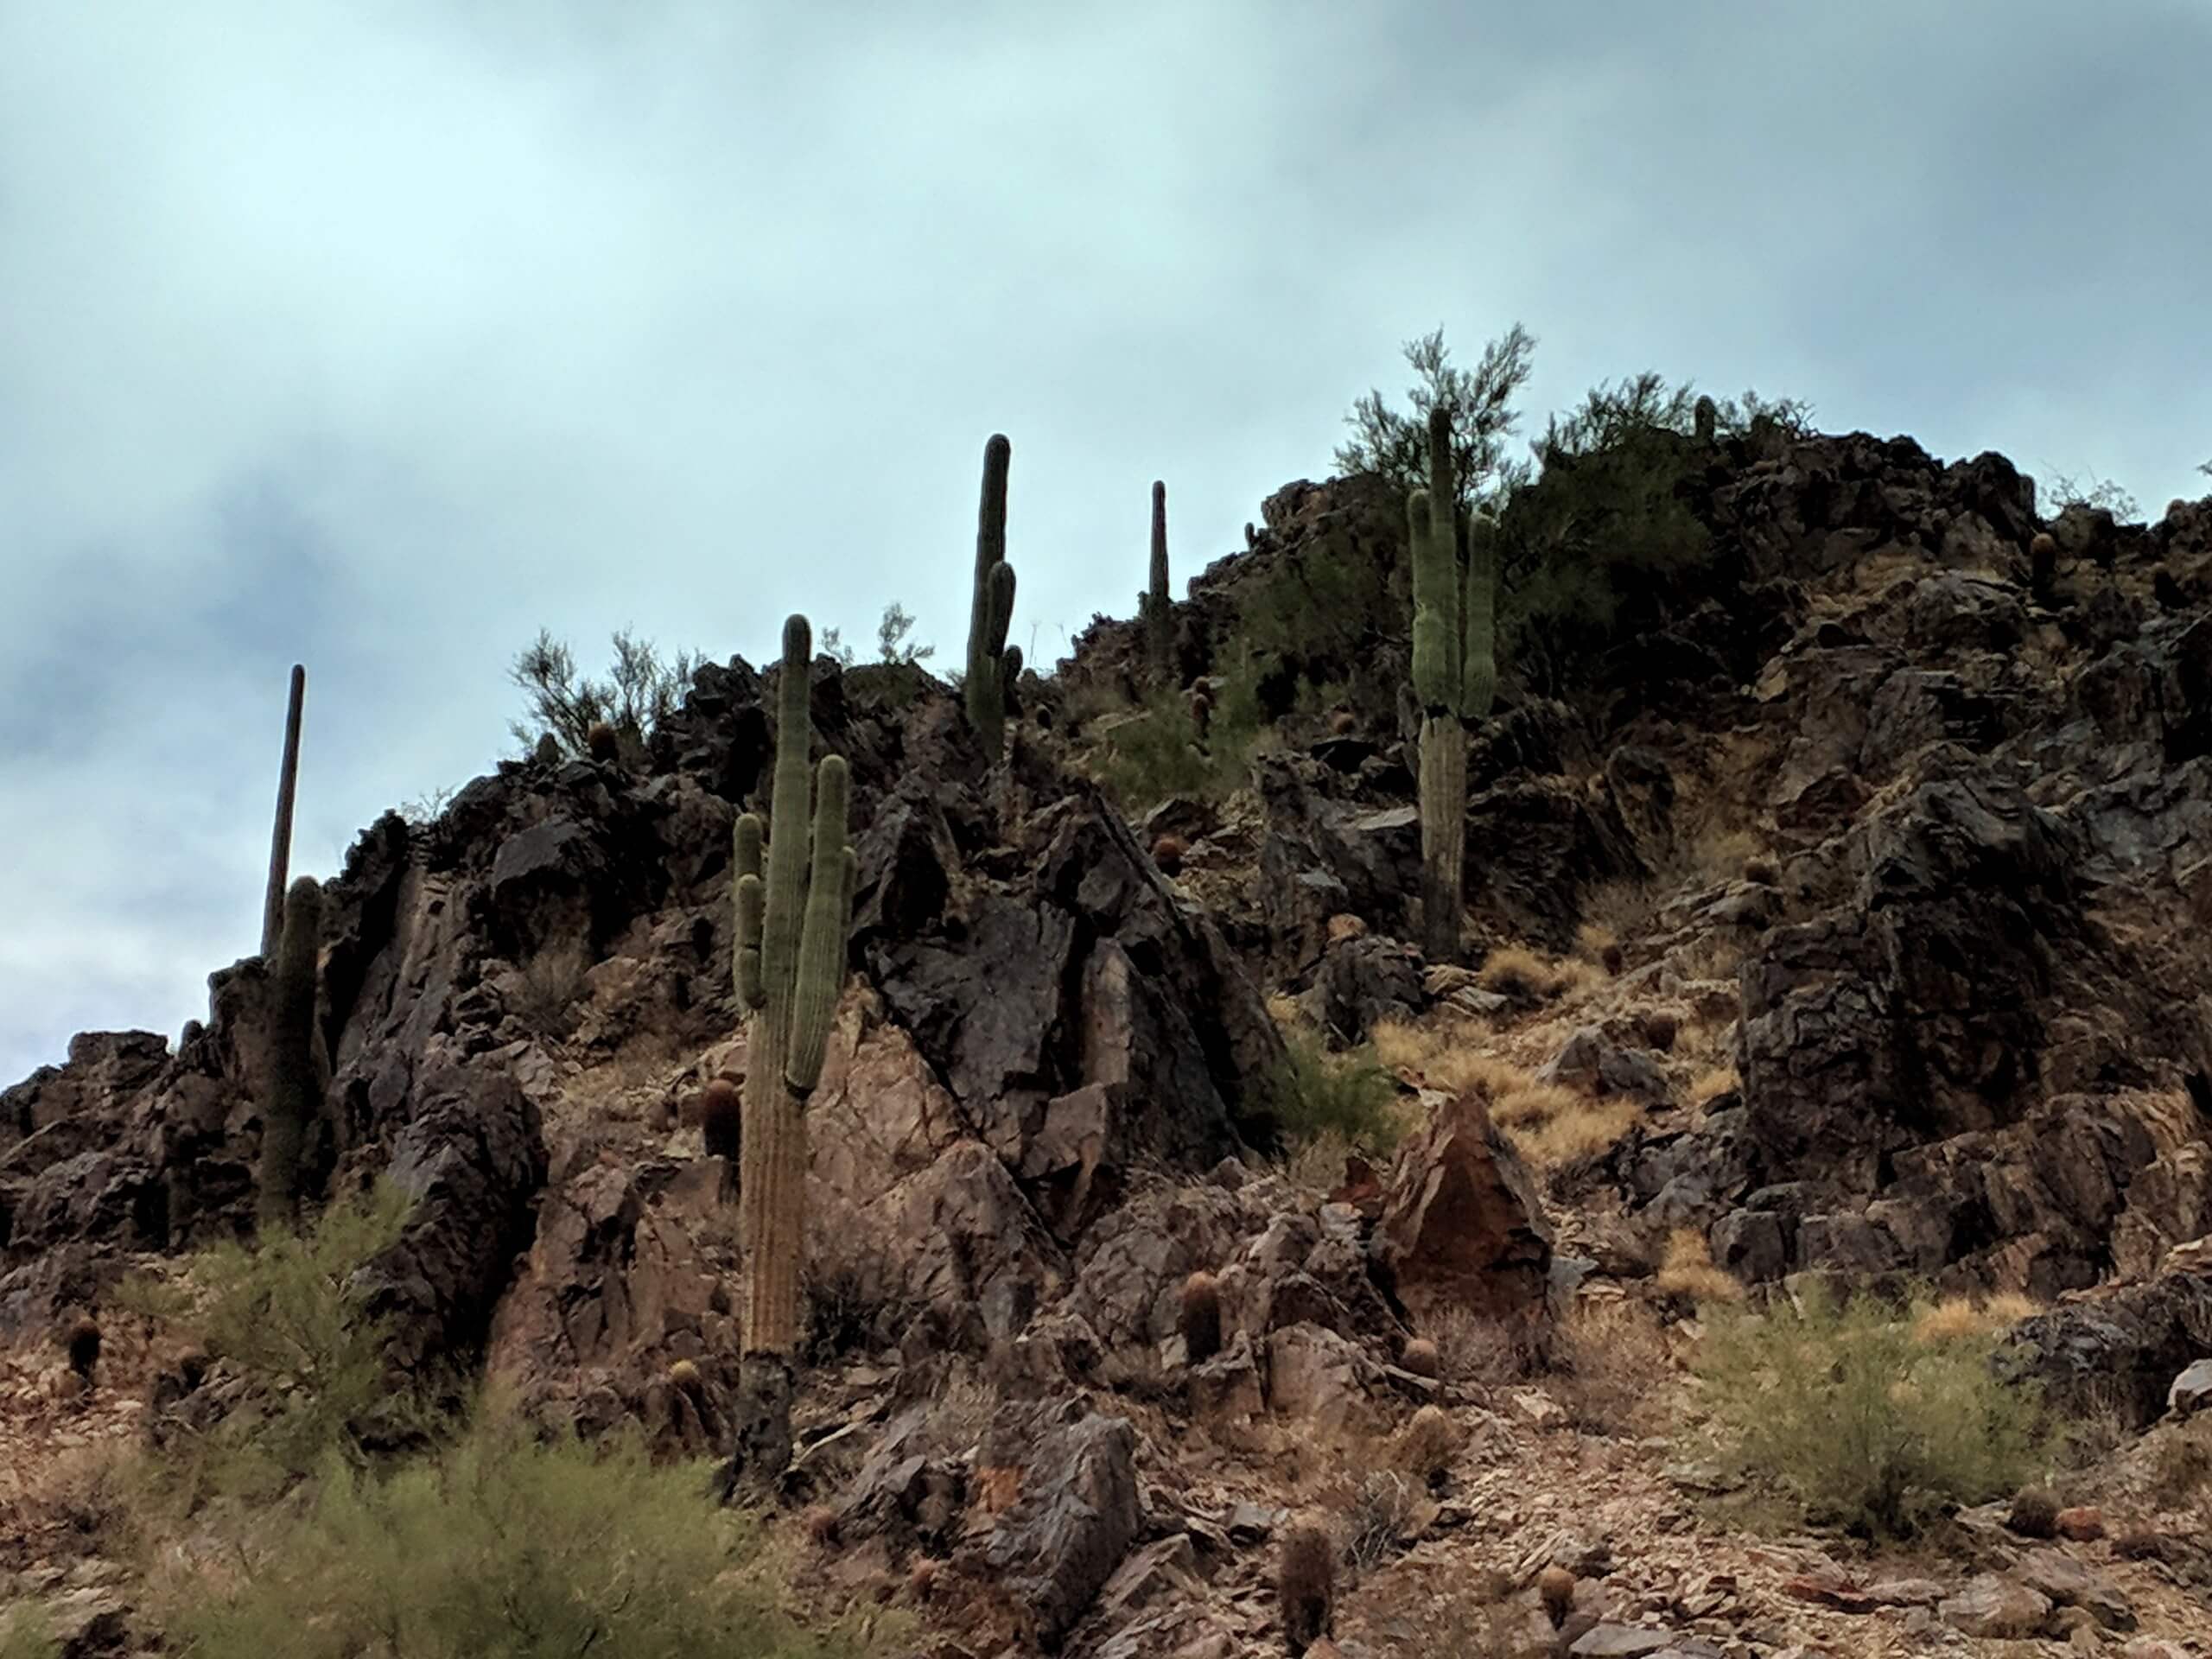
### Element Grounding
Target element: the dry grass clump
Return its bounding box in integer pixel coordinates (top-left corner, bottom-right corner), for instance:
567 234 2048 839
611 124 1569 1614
1554 1301 1678 1437
1573 921 1618 966
1578 877 1659 949
1477 945 1596 1003
1688 825 1763 887
509 937 590 1039
1909 1292 2043 1345
1425 1306 1555 1390
1365 1027 1639 1170
1504 1099 1641 1169
1668 931 1748 986
1654 1228 1745 1306
1688 1065 1740 1110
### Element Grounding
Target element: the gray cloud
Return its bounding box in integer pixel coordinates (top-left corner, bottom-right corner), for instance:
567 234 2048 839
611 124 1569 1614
3 0 2207 1078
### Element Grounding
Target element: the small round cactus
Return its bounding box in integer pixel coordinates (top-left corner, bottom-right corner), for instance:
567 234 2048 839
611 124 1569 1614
1179 1269 1223 1363
1538 1565 1576 1627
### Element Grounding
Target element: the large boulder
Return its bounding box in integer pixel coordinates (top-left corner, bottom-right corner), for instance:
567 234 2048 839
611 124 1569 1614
978 1404 1144 1649
1373 1093 1553 1322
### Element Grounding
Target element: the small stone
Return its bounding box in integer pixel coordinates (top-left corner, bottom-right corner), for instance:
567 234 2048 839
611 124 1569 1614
2166 1356 2212 1417
2054 1505 2106 1541
1938 1574 2052 1639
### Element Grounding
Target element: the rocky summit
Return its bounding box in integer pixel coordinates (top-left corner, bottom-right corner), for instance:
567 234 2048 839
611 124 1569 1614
7 422 2212 1658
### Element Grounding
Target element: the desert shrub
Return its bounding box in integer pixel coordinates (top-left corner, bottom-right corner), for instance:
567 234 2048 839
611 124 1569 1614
508 626 701 761
149 1402 870 1659
1091 658 1267 811
118 1182 427 1504
1496 377 1809 695
1268 1031 1403 1156
1655 1228 1745 1306
1693 1282 2058 1539
508 938 589 1040
1344 1471 1414 1571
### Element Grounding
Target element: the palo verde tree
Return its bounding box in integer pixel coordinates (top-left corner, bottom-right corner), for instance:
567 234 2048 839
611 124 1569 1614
725 614 857 1488
1336 323 1538 513
1408 406 1497 964
1493 373 1810 693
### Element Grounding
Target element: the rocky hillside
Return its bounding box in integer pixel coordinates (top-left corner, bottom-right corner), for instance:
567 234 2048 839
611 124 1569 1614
5 424 2212 1657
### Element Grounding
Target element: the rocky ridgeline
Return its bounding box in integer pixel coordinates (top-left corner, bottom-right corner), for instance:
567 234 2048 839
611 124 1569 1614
5 424 2212 1654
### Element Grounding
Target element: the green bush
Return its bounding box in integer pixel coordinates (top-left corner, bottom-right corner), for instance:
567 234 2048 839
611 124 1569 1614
1692 1281 2058 1539
1269 1030 1403 1155
118 1182 428 1504
152 1402 875 1659
1092 656 1268 811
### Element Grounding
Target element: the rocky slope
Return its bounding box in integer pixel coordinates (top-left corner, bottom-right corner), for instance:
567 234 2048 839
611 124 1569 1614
5 423 2212 1656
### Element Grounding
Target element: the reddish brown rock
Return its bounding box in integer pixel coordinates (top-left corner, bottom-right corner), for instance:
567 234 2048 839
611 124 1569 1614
1373 1093 1553 1322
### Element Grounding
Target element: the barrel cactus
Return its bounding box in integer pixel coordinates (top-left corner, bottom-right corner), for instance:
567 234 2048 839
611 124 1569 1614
1408 404 1497 963
965 434 1023 760
727 613 857 1487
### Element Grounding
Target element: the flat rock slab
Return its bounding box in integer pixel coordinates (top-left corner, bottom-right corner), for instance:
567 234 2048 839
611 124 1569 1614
1571 1627 1682 1658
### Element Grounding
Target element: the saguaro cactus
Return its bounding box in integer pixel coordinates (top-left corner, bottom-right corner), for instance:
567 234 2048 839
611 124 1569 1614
1145 480 1173 677
260 664 306 958
258 874 323 1227
1408 405 1498 963
728 613 857 1487
1694 394 1717 443
965 434 1023 760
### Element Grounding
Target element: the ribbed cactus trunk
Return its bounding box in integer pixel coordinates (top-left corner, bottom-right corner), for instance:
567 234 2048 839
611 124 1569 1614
1146 480 1172 677
260 664 306 958
257 874 322 1228
1409 406 1497 965
727 614 856 1492
965 434 1022 760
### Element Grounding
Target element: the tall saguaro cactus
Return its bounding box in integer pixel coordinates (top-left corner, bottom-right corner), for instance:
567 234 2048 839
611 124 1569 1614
1409 405 1498 963
965 434 1023 760
1145 480 1173 677
258 874 323 1228
260 664 307 958
728 613 857 1487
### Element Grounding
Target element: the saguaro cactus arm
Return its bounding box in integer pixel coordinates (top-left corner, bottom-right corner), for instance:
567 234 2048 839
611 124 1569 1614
965 435 1019 757
728 611 860 1493
258 874 323 1227
260 664 306 958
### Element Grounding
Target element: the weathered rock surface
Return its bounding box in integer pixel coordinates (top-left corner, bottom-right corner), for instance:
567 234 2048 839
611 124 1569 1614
1373 1093 1553 1322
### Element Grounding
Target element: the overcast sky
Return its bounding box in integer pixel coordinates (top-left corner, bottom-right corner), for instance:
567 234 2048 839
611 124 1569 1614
3 1 2207 1083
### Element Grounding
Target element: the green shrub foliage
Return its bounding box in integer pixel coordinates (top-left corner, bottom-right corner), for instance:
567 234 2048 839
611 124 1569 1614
1692 1281 2058 1539
155 1402 874 1659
